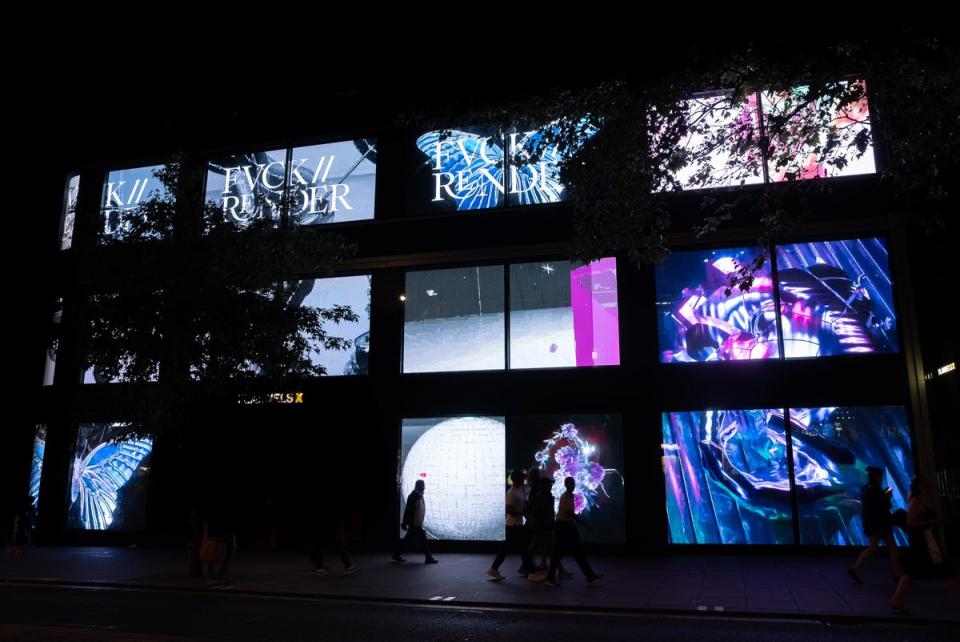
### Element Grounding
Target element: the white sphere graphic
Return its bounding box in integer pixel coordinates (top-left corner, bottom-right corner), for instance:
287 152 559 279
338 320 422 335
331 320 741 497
401 416 505 540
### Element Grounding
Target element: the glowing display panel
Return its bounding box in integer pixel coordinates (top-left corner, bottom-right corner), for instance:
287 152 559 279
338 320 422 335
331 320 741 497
400 416 506 541
100 164 174 240
29 425 46 510
411 119 597 213
68 423 153 531
295 275 371 376
287 141 376 225
776 238 897 358
508 415 625 543
61 174 78 250
656 247 778 362
764 81 875 181
206 140 377 229
660 92 765 190
206 148 287 229
509 258 620 368
662 409 794 544
791 406 912 546
403 266 505 373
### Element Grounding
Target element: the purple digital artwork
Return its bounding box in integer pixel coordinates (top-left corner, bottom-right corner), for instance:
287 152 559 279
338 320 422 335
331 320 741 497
534 422 620 516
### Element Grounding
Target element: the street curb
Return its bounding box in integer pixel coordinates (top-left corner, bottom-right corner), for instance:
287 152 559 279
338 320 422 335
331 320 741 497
2 576 958 628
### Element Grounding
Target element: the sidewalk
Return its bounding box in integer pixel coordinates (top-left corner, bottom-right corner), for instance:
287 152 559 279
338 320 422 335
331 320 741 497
1 547 957 624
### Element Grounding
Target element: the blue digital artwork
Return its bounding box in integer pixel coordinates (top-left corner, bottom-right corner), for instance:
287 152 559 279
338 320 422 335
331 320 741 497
415 119 598 211
69 424 153 531
416 130 505 210
776 238 898 358
662 406 914 546
792 406 913 546
662 409 795 544
29 425 46 509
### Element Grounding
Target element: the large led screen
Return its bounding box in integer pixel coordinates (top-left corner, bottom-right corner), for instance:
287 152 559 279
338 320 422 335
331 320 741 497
43 301 62 387
662 409 794 544
764 81 875 181
509 258 620 368
288 140 376 225
410 120 596 214
508 415 625 543
67 423 153 531
206 139 377 229
661 81 874 191
656 247 779 362
84 359 158 385
403 266 505 373
790 406 912 546
61 174 78 250
294 275 371 375
660 92 765 191
206 148 287 229
29 425 46 509
400 416 506 541
101 164 173 240
776 238 897 358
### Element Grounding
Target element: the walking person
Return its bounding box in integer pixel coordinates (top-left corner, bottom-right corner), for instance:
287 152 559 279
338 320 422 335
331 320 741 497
200 502 236 586
848 466 902 584
527 477 571 581
487 470 535 580
394 480 438 564
544 476 603 587
9 495 37 555
310 502 358 577
890 475 959 614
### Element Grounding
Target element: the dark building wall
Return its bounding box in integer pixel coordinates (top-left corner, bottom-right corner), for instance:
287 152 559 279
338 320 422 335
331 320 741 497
13 73 953 553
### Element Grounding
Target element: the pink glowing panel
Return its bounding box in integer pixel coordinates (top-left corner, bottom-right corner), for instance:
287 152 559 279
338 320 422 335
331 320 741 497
571 258 620 366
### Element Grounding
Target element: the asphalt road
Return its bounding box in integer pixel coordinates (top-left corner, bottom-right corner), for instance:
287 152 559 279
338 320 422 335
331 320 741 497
0 584 956 641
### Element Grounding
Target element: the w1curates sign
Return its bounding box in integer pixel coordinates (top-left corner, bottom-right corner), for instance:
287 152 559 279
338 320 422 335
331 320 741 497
206 139 377 229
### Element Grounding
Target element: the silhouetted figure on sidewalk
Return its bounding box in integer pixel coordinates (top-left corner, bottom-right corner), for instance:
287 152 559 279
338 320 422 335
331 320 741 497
394 479 438 564
202 501 236 586
310 499 358 577
890 475 959 613
849 466 902 584
10 495 37 553
544 477 603 587
188 506 205 577
487 470 534 580
528 477 569 580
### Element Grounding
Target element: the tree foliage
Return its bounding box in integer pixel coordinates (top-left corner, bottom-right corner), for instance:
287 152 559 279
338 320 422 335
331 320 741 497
82 157 359 400
402 35 958 293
